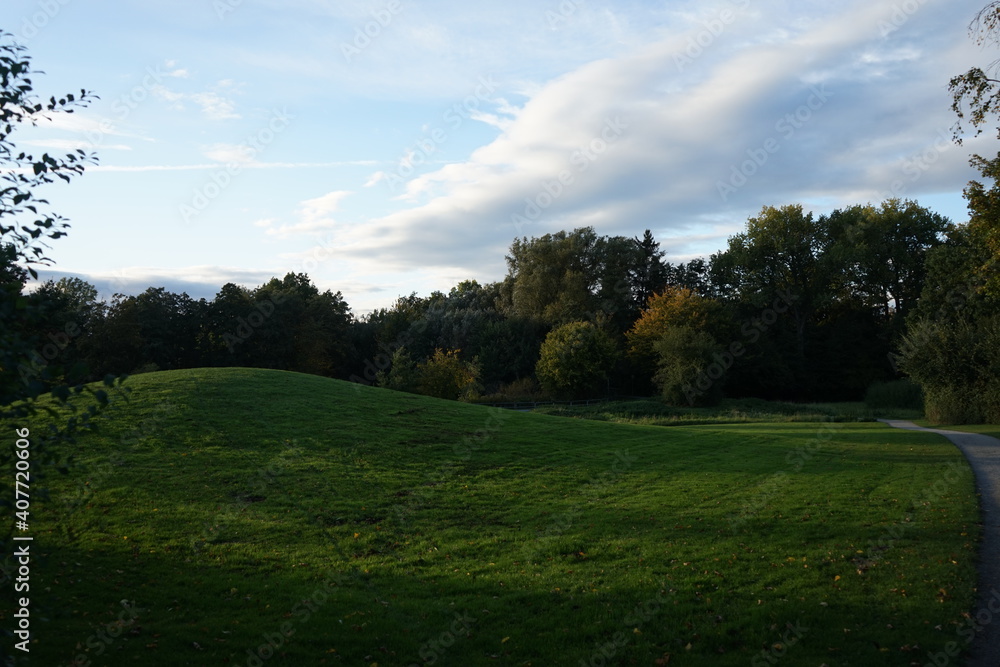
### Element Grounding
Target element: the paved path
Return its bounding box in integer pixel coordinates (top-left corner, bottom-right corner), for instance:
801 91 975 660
880 420 1000 667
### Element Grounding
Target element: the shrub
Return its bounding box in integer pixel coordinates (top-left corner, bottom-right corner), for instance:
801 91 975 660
375 347 419 393
863 379 923 411
478 377 547 404
536 321 619 399
653 325 724 407
897 316 1000 423
416 349 481 401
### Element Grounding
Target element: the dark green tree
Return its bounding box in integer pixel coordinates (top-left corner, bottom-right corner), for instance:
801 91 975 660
535 321 619 398
629 230 668 310
823 199 948 327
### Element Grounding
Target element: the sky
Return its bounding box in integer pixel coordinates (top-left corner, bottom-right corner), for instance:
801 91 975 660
4 0 996 314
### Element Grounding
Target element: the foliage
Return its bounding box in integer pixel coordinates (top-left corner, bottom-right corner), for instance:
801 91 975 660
415 348 481 401
709 204 827 389
625 287 716 362
949 2 1000 298
961 153 1000 298
863 379 924 411
652 325 724 406
477 376 547 404
629 229 668 310
499 227 650 332
535 321 619 398
375 347 419 393
897 316 1000 423
822 199 948 326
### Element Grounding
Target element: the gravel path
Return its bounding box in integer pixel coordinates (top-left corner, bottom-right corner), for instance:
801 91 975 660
880 420 1000 667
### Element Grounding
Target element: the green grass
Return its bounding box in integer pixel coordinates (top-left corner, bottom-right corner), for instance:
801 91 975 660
3 368 980 666
533 396 924 425
915 422 1000 440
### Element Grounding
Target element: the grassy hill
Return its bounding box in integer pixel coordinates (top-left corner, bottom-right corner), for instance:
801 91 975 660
4 368 981 665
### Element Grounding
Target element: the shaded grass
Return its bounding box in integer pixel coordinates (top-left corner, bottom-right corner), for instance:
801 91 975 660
914 422 1000 441
2 368 978 666
533 396 923 425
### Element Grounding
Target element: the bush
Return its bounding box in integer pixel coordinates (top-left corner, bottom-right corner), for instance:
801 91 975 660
478 377 547 404
897 316 1000 424
864 379 923 411
416 349 481 401
536 321 619 399
653 325 724 407
375 348 419 393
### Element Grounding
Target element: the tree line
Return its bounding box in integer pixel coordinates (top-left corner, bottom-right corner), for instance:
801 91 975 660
8 196 984 409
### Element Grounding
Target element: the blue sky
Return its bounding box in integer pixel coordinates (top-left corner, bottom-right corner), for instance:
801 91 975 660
6 0 993 313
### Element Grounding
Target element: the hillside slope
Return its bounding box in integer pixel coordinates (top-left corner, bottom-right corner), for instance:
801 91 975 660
6 368 980 666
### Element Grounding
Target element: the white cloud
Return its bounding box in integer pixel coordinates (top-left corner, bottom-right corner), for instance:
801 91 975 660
264 190 354 238
203 143 256 164
152 81 241 120
309 0 979 278
23 139 132 152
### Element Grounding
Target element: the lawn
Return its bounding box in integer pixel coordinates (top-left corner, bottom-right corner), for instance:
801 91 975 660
531 396 924 425
915 423 1000 441
1 368 981 666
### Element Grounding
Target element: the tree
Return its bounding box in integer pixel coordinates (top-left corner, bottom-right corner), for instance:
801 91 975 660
652 325 724 406
709 205 828 396
949 2 1000 146
535 321 619 398
898 316 1000 423
823 199 948 327
950 2 1000 297
961 155 1000 298
625 286 716 363
375 347 420 393
664 258 712 297
0 31 117 418
416 348 481 401
629 230 668 310
500 228 601 325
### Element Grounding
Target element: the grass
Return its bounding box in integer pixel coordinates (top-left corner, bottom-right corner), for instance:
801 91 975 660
2 368 981 666
532 396 924 425
915 422 1000 441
